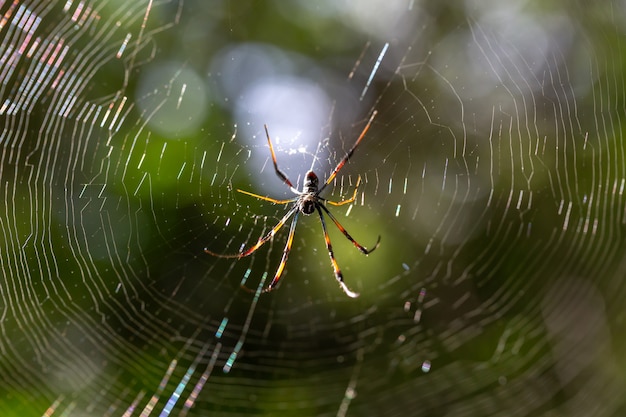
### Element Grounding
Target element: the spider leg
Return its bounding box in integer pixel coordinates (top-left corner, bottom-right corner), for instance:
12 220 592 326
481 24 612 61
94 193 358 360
318 110 377 194
262 211 299 293
319 204 380 255
315 206 359 298
324 176 361 207
204 206 297 258
237 188 296 204
264 125 300 194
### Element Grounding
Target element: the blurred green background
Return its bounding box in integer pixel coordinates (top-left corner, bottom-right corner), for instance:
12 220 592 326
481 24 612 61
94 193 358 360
1 0 625 416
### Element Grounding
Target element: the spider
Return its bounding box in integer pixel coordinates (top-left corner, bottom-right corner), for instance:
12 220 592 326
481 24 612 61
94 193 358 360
205 111 380 298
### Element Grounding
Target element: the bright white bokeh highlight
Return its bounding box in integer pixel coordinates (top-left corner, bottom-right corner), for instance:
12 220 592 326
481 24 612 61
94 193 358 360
211 43 336 193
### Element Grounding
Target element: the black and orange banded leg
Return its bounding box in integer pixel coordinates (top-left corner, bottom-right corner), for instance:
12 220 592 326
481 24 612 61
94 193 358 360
319 204 380 255
319 111 377 194
264 125 300 193
263 211 299 292
204 206 298 258
315 206 360 298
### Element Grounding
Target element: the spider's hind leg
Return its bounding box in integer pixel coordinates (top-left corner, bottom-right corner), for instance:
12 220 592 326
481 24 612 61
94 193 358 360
262 211 300 293
315 206 360 298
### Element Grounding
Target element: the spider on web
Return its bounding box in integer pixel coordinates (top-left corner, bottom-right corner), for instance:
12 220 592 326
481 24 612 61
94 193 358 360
205 111 380 298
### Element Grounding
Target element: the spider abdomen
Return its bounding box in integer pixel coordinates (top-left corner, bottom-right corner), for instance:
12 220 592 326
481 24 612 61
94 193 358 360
301 197 316 215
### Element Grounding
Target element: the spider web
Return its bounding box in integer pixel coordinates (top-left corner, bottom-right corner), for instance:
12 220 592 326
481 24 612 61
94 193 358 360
1 0 626 416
